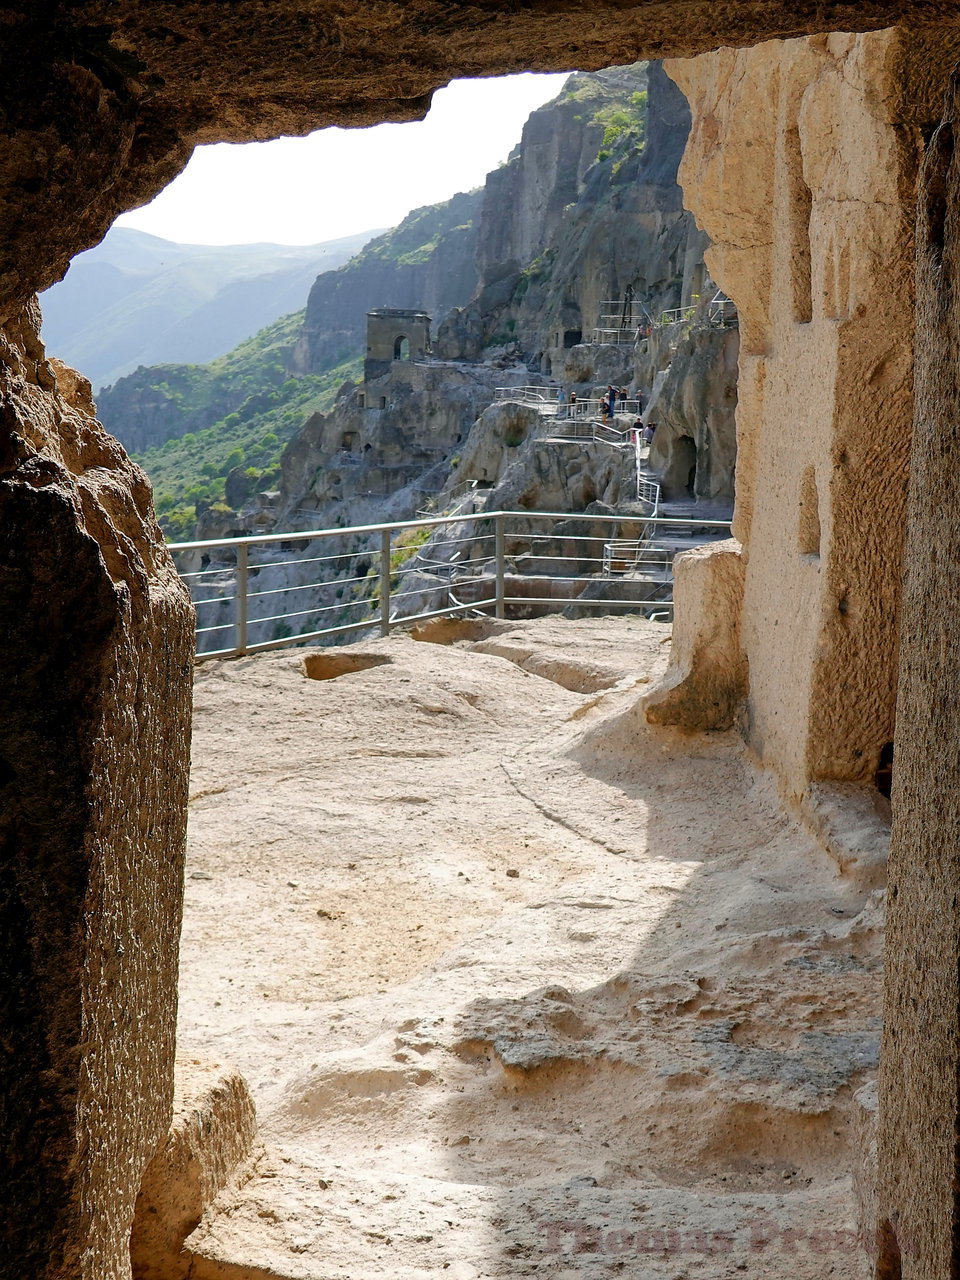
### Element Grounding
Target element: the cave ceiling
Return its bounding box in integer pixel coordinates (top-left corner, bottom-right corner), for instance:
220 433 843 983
4 1 960 321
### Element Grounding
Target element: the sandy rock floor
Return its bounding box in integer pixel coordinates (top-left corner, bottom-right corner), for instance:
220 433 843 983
177 616 880 1279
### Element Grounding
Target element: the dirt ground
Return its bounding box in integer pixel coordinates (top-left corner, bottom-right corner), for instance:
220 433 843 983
175 616 880 1279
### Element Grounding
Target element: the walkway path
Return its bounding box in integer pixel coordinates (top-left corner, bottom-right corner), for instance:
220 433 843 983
176 617 878 1279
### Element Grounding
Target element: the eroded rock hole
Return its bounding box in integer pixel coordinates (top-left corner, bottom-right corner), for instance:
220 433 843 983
662 435 698 500
798 465 821 557
875 741 895 799
875 1217 902 1280
301 653 393 681
924 121 954 262
786 124 813 323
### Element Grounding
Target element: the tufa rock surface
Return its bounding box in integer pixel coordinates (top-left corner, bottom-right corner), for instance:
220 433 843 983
660 28 960 799
0 301 194 1278
878 63 960 1280
130 1060 258 1280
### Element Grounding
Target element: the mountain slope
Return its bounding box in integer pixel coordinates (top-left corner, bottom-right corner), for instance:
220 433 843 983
39 226 383 390
291 189 482 374
106 308 363 539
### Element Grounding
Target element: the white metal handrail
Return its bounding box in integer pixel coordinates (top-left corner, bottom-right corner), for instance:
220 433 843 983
657 306 695 326
494 386 561 407
544 417 644 447
590 327 639 345
169 510 732 660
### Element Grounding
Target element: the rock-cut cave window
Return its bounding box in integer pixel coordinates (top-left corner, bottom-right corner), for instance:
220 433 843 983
798 465 821 557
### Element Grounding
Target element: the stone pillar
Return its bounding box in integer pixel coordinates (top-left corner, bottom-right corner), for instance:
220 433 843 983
0 302 194 1278
877 82 960 1280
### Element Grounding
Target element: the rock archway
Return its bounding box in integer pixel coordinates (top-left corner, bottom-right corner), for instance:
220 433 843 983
6 4 960 1278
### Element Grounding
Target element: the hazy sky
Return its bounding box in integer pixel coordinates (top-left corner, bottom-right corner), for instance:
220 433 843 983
116 72 571 247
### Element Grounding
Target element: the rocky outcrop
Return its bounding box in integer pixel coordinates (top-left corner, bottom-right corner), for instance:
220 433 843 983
131 1061 258 1280
457 400 633 512
642 315 739 503
272 359 507 530
644 537 747 729
0 301 193 1277
440 62 708 374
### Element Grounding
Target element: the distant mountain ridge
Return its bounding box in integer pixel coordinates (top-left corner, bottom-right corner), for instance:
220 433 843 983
38 226 384 391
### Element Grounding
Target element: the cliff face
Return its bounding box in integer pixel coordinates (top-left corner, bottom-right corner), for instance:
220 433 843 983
272 360 505 531
473 75 613 273
291 191 482 375
640 315 740 504
438 62 707 375
189 60 731 572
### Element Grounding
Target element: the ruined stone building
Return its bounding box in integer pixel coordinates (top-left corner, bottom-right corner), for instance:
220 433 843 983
7 4 960 1278
363 308 432 382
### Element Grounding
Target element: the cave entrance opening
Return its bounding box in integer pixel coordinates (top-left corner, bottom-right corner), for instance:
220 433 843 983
661 434 697 500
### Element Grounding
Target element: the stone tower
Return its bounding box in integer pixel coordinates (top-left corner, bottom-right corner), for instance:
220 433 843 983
364 307 431 382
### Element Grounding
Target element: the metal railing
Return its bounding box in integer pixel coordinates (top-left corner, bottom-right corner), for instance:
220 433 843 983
589 326 641 345
603 540 671 576
657 306 695 326
494 386 561 411
494 389 644 424
544 413 643 444
708 291 737 324
169 510 730 660
416 477 492 518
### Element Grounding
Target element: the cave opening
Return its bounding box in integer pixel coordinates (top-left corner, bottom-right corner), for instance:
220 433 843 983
661 434 698 500
4 16 939 1279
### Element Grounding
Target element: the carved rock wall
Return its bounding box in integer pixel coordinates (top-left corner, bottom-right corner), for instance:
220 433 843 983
878 80 960 1280
0 303 194 1277
663 29 960 801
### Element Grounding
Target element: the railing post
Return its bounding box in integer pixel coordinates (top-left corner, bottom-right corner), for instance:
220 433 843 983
380 529 391 637
495 513 505 620
235 543 248 656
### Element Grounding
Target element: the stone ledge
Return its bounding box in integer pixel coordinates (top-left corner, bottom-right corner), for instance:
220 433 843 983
131 1059 258 1280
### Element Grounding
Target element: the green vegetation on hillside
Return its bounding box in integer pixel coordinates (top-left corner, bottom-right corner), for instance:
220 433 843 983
347 191 479 270
557 63 649 162
594 91 647 158
98 306 313 452
132 317 361 538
